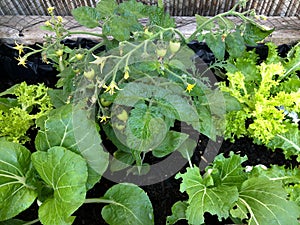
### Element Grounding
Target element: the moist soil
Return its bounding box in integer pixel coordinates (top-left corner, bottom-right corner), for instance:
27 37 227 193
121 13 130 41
0 40 298 225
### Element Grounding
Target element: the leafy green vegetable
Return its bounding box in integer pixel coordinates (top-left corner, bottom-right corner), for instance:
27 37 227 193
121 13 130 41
166 201 188 225
35 104 109 189
231 177 300 225
0 141 37 221
72 6 101 28
0 82 52 143
172 152 300 225
176 166 239 224
32 147 88 225
219 43 300 160
101 183 154 225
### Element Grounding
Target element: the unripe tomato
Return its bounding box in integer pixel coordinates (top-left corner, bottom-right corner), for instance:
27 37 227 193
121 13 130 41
76 53 84 60
55 49 64 57
169 41 181 54
100 97 112 107
83 69 95 80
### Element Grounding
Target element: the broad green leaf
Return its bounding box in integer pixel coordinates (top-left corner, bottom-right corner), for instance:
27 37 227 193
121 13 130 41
32 147 88 225
225 31 246 58
0 84 20 97
209 152 248 187
176 166 239 224
166 201 188 225
96 0 117 17
72 6 101 28
0 141 37 221
267 125 300 160
205 33 225 60
231 177 300 225
35 104 109 189
152 131 189 158
243 23 274 46
101 183 154 225
47 89 68 108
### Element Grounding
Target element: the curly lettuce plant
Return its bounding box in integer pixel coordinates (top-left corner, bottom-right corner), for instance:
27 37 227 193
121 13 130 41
218 42 300 160
0 82 53 143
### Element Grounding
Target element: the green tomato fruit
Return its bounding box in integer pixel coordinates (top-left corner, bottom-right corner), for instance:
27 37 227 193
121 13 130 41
83 69 95 80
100 97 112 107
169 41 181 54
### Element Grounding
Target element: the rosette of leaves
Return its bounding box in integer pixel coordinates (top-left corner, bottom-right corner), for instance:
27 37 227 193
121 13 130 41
167 152 300 225
0 82 53 143
218 42 300 160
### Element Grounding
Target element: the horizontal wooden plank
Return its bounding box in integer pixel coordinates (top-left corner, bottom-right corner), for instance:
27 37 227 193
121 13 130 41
0 16 299 45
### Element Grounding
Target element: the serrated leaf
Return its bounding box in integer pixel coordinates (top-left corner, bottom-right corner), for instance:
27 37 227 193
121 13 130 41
231 177 300 225
72 6 101 28
243 23 274 46
176 166 239 224
0 141 37 221
267 125 300 160
35 104 109 189
96 0 117 17
101 183 154 225
210 152 248 187
166 201 188 225
205 33 225 60
31 147 88 225
195 15 214 30
152 131 189 158
225 31 246 58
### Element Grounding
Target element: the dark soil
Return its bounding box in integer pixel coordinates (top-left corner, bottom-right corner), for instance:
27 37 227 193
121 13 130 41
0 40 298 225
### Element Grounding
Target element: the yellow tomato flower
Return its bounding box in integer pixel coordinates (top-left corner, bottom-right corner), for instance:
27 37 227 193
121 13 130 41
104 81 121 95
99 115 110 123
47 7 55 14
56 16 63 23
90 54 106 73
185 83 196 93
13 41 24 55
44 20 52 27
124 66 130 80
15 56 27 67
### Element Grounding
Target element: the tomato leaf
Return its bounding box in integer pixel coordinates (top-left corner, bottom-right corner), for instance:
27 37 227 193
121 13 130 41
72 6 101 28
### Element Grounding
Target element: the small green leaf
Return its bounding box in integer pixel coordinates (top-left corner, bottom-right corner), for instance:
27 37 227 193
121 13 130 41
243 23 274 46
210 152 248 187
205 33 225 60
176 166 239 224
177 138 197 160
0 98 18 112
32 147 88 225
225 31 246 58
195 15 214 30
35 104 109 189
110 150 135 172
102 183 154 225
166 201 188 225
0 141 37 221
231 177 300 225
72 6 101 28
